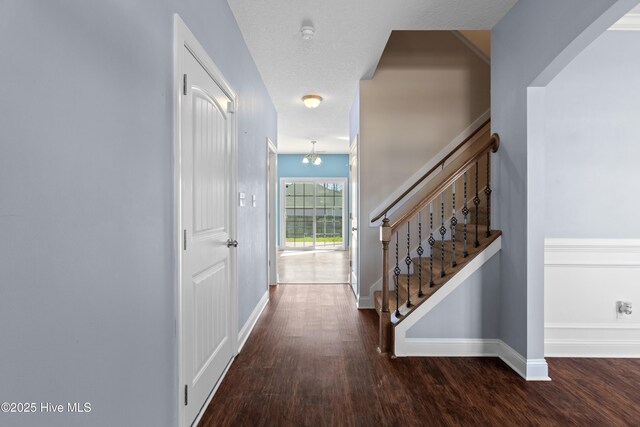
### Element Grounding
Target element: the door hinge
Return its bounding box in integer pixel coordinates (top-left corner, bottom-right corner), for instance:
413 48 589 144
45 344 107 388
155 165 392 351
227 101 235 114
184 384 188 406
183 229 187 250
349 260 352 267
183 74 187 95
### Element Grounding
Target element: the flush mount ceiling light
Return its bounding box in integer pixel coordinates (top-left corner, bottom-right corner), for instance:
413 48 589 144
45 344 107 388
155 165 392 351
302 141 322 165
302 94 323 109
301 25 315 40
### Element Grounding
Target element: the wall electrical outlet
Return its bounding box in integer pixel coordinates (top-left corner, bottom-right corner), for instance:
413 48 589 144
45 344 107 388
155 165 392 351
616 301 633 319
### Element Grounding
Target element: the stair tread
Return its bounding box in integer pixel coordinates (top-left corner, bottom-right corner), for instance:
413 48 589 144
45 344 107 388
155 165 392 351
375 230 502 322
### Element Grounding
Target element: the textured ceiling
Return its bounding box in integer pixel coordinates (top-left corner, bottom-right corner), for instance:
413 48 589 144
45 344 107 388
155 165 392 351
228 0 518 153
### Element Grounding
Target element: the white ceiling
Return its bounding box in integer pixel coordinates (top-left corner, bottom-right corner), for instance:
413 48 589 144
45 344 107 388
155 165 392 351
228 0 518 153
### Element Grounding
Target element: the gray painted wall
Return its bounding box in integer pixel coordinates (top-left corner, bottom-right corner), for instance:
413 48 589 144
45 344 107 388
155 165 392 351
545 30 640 238
0 1 276 426
492 0 636 360
407 255 501 339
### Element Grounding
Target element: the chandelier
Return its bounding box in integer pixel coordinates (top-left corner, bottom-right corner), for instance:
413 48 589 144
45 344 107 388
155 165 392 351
302 141 322 165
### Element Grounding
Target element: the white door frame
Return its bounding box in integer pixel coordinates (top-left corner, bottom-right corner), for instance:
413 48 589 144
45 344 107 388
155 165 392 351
279 177 348 251
173 14 238 427
266 139 278 285
349 136 360 298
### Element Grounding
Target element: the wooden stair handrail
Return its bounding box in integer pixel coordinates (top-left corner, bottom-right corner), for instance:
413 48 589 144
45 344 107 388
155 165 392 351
371 118 491 223
389 133 500 232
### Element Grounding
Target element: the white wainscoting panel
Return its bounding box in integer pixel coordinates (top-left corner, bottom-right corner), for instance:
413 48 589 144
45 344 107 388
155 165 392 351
544 239 640 357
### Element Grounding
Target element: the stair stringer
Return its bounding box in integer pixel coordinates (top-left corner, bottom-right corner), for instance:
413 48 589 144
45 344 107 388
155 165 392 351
394 236 502 356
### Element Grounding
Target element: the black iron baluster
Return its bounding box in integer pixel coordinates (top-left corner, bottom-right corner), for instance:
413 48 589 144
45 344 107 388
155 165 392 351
450 182 458 268
439 193 446 277
462 172 469 257
473 160 481 248
428 203 435 287
394 233 401 317
485 151 492 237
405 223 412 308
417 212 424 298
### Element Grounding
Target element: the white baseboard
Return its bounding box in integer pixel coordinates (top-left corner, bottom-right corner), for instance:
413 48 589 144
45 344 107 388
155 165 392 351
403 338 499 356
357 294 374 309
497 341 550 381
545 323 640 357
545 339 640 357
400 338 550 381
359 274 386 310
237 290 269 353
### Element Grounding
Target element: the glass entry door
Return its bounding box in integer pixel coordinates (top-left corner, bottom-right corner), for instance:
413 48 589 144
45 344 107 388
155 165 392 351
282 178 346 250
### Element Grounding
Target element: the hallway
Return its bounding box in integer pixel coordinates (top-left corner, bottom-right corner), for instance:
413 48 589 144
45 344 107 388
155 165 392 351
199 285 640 426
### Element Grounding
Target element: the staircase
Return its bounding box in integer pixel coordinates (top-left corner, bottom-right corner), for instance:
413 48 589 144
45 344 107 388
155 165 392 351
371 121 501 355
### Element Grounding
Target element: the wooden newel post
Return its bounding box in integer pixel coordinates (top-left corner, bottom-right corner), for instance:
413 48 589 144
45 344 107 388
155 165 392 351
379 218 392 354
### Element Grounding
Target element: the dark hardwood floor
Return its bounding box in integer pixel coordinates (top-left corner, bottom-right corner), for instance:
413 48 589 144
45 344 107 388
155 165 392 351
200 285 640 426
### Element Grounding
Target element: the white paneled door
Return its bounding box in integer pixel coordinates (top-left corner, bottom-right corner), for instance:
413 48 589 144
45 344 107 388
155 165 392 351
180 42 235 426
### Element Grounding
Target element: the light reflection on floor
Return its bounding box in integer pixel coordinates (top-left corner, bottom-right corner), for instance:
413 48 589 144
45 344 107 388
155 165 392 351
277 250 349 284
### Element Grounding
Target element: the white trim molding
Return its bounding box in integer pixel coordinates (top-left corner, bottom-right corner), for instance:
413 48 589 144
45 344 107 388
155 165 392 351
238 290 269 353
545 238 640 267
402 338 498 357
279 177 348 251
545 323 640 358
266 139 278 286
398 338 550 381
544 238 640 358
610 8 640 31
353 271 383 309
357 294 374 309
452 31 490 64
